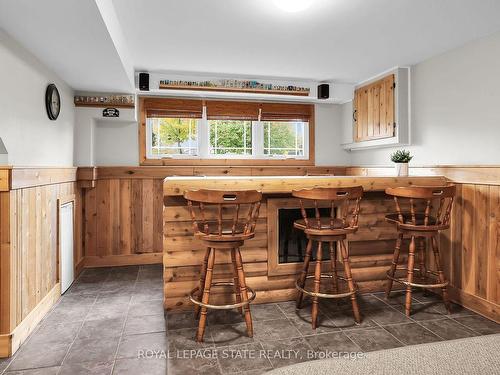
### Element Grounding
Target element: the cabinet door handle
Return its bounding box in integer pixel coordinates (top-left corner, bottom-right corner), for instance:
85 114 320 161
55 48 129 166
353 109 357 122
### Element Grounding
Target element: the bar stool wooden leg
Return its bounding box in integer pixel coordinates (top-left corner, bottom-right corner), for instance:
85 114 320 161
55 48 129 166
195 247 211 320
311 241 322 330
418 237 430 296
329 242 338 295
196 248 215 342
431 235 451 313
340 239 361 324
385 233 403 298
405 236 416 317
230 248 243 314
418 237 426 278
296 239 313 309
234 248 253 337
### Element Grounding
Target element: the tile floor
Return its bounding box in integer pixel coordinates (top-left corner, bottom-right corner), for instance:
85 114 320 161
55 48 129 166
0 265 499 375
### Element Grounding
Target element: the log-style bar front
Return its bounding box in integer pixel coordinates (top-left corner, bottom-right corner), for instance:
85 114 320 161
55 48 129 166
162 175 449 312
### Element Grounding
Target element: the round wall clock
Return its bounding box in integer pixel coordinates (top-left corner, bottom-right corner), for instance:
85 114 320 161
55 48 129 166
45 84 61 120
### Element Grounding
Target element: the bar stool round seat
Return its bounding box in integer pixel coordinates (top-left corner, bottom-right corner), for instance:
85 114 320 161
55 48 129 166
184 189 262 342
293 217 358 235
292 186 364 329
384 185 456 316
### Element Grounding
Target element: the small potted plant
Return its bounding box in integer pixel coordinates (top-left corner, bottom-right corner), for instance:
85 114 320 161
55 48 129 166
390 149 413 177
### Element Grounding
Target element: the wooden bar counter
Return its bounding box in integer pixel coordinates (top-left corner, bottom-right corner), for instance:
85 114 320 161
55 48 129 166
163 175 448 311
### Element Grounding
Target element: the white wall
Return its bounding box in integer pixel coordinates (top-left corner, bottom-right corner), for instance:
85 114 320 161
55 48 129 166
94 120 138 165
75 103 349 166
315 104 350 165
349 30 500 166
0 30 74 166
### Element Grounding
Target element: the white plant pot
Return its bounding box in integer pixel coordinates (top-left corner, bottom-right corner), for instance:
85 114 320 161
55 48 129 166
395 162 409 177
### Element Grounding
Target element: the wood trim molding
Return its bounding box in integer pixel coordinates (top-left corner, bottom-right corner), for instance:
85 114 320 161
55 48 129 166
84 253 163 268
448 286 499 323
0 167 77 190
346 166 500 186
0 169 11 192
0 283 60 358
138 97 315 166
76 166 346 180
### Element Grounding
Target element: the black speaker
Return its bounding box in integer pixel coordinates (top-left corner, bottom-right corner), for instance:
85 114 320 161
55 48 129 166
317 84 329 99
139 73 149 91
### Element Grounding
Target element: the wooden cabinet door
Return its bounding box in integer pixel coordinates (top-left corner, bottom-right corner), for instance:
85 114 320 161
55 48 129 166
354 74 395 142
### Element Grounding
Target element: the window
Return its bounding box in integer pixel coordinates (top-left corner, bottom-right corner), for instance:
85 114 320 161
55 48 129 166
140 98 314 165
209 120 252 156
149 117 198 156
263 121 306 156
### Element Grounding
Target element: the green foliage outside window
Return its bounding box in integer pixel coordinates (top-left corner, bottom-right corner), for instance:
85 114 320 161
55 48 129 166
264 121 304 156
152 118 197 155
209 120 252 155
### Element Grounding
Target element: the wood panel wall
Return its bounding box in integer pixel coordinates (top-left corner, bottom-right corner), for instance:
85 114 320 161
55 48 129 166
79 165 499 321
81 166 345 267
84 178 164 266
0 168 81 357
439 184 499 320
347 166 500 322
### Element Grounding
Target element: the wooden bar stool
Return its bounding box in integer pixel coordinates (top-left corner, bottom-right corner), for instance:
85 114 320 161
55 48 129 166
184 189 262 342
292 186 364 329
385 185 456 316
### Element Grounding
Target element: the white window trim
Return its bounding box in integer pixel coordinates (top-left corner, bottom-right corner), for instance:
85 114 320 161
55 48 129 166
146 107 309 160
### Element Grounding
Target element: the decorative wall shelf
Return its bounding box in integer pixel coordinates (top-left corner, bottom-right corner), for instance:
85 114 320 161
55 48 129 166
74 95 135 108
159 83 310 96
74 102 135 109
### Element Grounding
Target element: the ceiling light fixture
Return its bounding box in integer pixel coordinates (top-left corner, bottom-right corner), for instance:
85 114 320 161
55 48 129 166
273 0 313 13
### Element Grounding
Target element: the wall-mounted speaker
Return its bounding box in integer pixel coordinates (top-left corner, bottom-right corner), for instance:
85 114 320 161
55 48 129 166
139 73 149 91
317 84 329 99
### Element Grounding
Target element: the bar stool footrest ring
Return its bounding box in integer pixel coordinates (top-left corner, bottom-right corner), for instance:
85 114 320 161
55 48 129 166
387 267 449 289
295 274 358 299
189 282 256 310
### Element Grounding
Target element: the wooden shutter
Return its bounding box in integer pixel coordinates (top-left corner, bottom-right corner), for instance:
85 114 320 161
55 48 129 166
143 97 203 118
206 100 260 120
354 74 395 142
260 103 312 122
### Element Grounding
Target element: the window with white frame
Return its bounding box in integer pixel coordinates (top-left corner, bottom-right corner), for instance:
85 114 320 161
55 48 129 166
144 99 311 160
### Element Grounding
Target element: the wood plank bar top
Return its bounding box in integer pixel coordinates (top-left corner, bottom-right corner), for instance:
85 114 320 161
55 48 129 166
163 175 448 196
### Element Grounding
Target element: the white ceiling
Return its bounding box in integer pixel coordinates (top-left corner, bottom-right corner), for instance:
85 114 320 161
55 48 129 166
2 0 500 92
113 0 500 82
0 0 134 93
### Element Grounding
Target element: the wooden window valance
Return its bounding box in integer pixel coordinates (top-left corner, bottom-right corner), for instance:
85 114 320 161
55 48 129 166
143 98 203 118
206 100 260 121
260 103 312 122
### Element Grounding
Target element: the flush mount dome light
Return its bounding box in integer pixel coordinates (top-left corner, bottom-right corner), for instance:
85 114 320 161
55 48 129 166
273 0 313 12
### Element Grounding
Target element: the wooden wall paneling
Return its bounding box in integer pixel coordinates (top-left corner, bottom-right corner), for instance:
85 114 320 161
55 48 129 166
96 180 111 257
119 180 132 255
131 179 143 254
487 185 499 303
154 179 164 255
451 184 463 289
109 179 120 255
141 179 154 253
461 184 475 295
84 186 97 257
474 185 489 298
1 169 81 357
4 191 16 332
